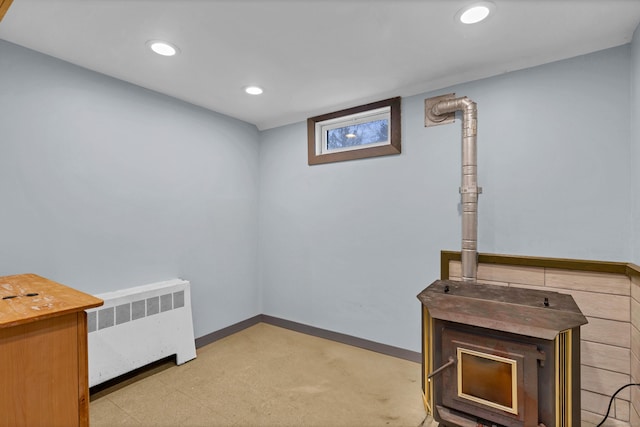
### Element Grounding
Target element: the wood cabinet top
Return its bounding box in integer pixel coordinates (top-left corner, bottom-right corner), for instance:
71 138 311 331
0 0 13 22
0 273 103 328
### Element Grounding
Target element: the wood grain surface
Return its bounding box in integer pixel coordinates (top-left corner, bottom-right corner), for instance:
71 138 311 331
0 273 103 328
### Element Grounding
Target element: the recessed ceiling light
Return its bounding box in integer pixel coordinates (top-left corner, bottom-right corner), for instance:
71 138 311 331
456 2 495 24
147 40 179 56
245 86 264 95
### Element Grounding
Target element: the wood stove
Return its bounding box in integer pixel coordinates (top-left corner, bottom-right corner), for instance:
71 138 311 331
418 280 587 427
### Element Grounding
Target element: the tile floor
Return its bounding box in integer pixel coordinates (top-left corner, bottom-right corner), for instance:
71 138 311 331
90 323 431 426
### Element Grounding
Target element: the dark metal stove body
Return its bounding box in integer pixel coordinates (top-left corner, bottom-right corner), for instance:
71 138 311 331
418 280 587 427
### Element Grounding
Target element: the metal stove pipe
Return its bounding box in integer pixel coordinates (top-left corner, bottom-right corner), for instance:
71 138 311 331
427 96 480 282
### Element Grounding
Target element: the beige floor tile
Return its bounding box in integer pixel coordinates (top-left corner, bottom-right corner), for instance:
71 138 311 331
419 415 438 427
183 377 272 424
105 374 235 426
92 323 426 426
91 396 141 426
230 397 304 426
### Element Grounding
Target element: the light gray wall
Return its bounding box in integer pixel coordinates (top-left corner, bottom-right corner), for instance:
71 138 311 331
2 37 635 353
0 40 261 338
259 45 632 352
632 25 640 266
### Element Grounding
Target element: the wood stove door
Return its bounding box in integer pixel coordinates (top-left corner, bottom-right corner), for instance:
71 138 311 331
440 328 543 427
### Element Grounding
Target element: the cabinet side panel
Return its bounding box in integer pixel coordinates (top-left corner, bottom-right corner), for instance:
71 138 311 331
77 311 89 427
0 313 79 427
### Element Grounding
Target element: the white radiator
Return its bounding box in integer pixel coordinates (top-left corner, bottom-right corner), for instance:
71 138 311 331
86 279 197 387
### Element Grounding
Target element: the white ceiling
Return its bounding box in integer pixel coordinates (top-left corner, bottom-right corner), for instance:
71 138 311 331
1 0 640 130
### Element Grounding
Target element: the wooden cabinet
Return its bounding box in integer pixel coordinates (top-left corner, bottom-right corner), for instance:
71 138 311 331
0 0 13 21
0 274 103 427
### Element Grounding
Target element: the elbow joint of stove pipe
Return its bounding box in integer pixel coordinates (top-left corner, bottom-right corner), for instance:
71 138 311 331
425 94 480 282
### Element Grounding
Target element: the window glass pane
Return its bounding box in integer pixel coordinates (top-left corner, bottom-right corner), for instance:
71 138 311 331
461 352 513 408
326 119 389 150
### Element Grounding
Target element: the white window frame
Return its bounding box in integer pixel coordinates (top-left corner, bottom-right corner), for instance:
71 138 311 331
317 107 391 155
307 97 401 165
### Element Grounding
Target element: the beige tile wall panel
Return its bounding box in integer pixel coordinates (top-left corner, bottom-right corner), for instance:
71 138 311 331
630 405 640 427
445 257 640 426
631 386 640 425
506 282 630 322
507 283 546 292
632 299 640 331
476 279 509 286
581 409 629 427
549 288 630 322
615 399 631 422
581 341 630 375
447 263 510 286
631 352 640 387
582 317 631 348
477 263 545 286
632 325 640 359
633 275 640 423
449 260 545 286
448 260 461 278
631 275 640 303
582 365 631 401
582 389 613 416
545 269 630 295
581 391 631 422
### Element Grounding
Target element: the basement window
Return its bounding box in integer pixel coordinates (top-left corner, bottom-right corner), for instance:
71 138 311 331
307 97 401 165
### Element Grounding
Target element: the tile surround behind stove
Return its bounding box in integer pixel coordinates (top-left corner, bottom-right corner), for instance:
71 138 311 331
443 252 639 426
